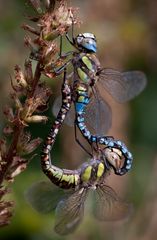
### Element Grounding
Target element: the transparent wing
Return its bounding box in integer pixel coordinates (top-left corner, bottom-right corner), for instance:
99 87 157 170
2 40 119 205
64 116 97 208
93 183 132 221
98 68 147 103
52 96 75 126
54 188 88 235
85 89 112 135
25 181 67 214
52 94 112 135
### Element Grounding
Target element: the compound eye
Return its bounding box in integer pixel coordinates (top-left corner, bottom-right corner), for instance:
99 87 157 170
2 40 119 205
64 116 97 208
78 33 83 37
88 38 95 44
104 148 124 171
77 36 83 44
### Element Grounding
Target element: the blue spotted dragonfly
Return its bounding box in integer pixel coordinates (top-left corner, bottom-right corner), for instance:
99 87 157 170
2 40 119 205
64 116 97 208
52 32 147 136
26 75 132 235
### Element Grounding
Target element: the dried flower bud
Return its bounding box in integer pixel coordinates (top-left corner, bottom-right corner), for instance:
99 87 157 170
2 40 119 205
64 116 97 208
10 93 22 110
24 36 40 61
24 60 33 85
21 96 49 121
40 1 80 40
14 65 28 89
41 41 57 65
22 137 42 154
6 158 27 182
18 90 50 124
16 131 41 155
25 115 48 123
22 24 40 36
34 83 52 111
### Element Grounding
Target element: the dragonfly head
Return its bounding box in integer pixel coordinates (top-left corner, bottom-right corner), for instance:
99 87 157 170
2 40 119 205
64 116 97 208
103 147 125 175
75 33 97 53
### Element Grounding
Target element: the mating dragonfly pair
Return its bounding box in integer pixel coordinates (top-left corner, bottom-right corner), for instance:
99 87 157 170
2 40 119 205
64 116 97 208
26 32 147 235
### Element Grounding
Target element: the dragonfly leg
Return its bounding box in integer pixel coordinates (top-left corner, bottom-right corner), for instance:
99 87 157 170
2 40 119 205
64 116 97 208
59 35 63 57
90 142 105 161
71 19 75 43
50 35 74 76
95 138 99 150
91 142 98 157
62 67 67 85
65 33 75 46
52 59 72 75
74 124 92 157
90 138 100 153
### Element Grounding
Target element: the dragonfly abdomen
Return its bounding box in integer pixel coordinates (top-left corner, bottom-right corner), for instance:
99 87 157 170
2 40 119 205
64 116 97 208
45 166 80 189
74 84 133 176
41 73 79 189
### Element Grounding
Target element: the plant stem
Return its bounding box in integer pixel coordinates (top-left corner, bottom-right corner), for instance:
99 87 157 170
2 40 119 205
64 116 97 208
0 62 42 186
0 125 23 185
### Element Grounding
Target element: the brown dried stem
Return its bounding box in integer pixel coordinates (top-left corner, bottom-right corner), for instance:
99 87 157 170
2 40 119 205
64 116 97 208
0 126 22 185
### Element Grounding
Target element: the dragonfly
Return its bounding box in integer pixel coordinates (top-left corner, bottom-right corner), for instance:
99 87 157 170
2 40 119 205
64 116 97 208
51 32 147 137
26 156 132 236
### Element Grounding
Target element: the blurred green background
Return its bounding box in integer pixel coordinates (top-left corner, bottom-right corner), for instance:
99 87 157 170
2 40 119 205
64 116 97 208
0 0 157 239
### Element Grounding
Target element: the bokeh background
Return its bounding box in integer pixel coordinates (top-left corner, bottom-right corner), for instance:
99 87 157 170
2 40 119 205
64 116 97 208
0 0 157 239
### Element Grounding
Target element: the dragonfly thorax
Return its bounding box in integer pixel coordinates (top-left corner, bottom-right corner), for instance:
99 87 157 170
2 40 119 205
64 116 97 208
80 159 107 187
73 52 100 86
75 33 97 53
